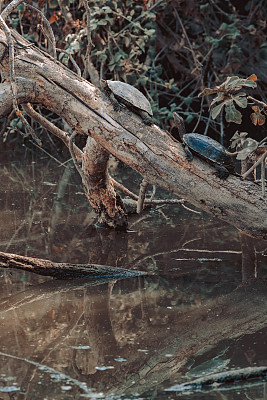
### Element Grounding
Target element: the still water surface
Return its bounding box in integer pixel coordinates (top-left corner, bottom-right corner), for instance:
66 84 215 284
0 156 266 399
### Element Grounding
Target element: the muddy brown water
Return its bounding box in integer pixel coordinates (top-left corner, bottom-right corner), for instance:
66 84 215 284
0 156 266 399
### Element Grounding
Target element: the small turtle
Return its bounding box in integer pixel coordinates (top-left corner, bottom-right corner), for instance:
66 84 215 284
173 112 235 179
101 79 153 126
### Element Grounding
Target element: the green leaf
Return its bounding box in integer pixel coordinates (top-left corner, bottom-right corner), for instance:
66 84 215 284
233 95 247 108
102 6 113 13
185 115 194 124
211 102 225 119
225 102 242 124
17 121 23 129
236 148 253 160
240 131 248 138
124 36 131 47
231 139 240 149
144 29 156 37
242 138 258 150
210 92 224 107
184 97 192 105
241 79 257 88
224 76 240 89
98 19 109 25
17 4 25 11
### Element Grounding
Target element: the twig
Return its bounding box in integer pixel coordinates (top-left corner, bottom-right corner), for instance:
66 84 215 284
111 177 138 200
2 1 56 59
0 111 14 137
0 14 41 144
173 8 202 73
114 0 164 37
242 151 267 178
29 139 68 167
56 48 81 76
137 179 149 213
181 203 202 214
1 0 24 20
149 185 156 201
261 156 266 197
23 2 56 60
146 198 183 205
241 150 267 197
133 246 242 268
81 0 92 59
247 96 267 110
79 0 100 86
22 103 84 164
69 130 88 184
247 0 264 24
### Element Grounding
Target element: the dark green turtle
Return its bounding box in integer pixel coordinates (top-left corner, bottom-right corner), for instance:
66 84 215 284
101 79 153 125
173 112 235 179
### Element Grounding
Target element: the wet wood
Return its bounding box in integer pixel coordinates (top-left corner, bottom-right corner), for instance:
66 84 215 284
166 366 267 392
82 138 128 228
0 28 266 237
0 251 145 279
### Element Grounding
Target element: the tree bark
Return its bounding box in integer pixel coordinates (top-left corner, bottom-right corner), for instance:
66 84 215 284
82 138 128 228
0 28 266 238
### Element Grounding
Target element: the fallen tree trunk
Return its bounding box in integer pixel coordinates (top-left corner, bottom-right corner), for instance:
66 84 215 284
0 251 146 279
0 28 266 238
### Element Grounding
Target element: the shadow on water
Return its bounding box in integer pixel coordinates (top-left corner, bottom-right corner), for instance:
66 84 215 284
0 155 266 399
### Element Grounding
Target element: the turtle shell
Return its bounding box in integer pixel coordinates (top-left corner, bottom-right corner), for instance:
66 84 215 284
183 133 232 166
106 80 153 117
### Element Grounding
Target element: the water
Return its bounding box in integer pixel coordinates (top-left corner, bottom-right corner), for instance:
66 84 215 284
0 156 266 399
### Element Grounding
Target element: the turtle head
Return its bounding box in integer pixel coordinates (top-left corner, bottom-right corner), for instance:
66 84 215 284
100 79 112 96
173 112 186 140
100 79 107 89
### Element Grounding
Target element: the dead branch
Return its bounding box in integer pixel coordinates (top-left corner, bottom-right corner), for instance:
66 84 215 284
82 137 128 228
137 179 149 213
0 251 146 279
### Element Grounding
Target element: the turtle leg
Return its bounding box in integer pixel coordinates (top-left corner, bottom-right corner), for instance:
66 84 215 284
184 144 193 161
109 93 123 111
214 163 229 179
138 110 154 126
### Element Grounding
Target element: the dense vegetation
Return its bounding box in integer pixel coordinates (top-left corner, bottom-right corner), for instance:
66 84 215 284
1 0 267 155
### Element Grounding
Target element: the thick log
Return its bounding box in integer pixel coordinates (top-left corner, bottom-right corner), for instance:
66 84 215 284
0 29 266 238
0 251 146 279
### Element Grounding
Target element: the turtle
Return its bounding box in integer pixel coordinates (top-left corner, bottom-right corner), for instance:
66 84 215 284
173 112 235 180
100 79 154 126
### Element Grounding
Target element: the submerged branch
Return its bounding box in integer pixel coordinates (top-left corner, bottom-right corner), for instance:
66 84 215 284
0 251 146 279
166 366 267 393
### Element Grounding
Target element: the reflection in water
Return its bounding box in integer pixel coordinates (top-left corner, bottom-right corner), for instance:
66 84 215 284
0 157 266 399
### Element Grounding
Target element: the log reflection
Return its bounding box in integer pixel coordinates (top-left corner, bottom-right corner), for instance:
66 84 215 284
0 275 266 398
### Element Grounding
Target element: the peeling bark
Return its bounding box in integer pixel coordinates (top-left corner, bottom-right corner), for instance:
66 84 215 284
0 28 266 237
82 138 128 229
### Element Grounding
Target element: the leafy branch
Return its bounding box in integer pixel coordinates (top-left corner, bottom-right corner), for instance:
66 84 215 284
200 74 267 196
199 75 258 124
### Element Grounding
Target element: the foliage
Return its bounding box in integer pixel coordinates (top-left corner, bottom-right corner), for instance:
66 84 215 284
1 0 267 152
199 75 257 124
230 131 259 160
250 105 266 126
199 74 267 161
